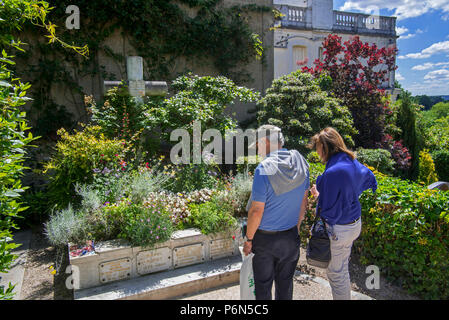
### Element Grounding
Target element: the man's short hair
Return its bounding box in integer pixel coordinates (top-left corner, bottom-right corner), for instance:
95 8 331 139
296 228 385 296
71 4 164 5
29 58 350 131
250 124 285 148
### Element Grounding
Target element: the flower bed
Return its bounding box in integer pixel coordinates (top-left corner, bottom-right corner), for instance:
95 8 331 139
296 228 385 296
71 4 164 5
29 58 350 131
44 154 253 291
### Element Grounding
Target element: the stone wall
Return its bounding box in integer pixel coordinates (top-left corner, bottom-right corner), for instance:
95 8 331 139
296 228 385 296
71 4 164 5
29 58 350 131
18 0 274 127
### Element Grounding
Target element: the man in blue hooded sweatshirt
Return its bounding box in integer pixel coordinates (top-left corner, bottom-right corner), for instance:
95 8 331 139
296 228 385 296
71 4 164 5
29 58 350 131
243 125 310 300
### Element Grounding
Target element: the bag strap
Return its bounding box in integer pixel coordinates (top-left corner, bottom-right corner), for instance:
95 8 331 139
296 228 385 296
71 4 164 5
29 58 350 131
313 207 328 233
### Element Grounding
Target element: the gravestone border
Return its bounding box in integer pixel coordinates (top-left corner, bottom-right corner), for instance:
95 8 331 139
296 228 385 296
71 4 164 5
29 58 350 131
69 228 241 290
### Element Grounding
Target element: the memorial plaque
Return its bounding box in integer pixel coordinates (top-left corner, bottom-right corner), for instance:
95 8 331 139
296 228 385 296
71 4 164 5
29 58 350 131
99 258 132 284
137 247 171 275
210 238 234 260
173 243 205 268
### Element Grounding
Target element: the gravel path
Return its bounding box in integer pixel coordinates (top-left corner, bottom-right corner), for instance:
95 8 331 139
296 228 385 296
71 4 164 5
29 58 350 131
296 247 419 300
20 227 55 300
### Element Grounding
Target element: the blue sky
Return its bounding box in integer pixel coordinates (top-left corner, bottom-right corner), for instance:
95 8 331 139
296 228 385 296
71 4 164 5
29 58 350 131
333 0 449 96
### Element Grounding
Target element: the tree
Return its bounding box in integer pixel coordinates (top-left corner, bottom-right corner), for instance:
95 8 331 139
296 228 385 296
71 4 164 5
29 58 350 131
302 34 398 149
418 150 438 185
256 70 358 154
396 91 419 178
414 95 445 111
423 102 449 125
144 74 260 151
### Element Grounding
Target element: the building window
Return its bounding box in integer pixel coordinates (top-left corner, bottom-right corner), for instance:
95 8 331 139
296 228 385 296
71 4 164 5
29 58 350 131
293 45 307 70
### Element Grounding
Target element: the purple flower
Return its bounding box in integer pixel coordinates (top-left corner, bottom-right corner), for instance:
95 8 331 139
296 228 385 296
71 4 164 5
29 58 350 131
102 167 111 175
93 168 101 174
156 236 159 240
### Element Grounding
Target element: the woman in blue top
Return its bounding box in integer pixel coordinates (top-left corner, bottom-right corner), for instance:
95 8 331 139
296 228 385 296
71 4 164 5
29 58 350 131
308 127 377 300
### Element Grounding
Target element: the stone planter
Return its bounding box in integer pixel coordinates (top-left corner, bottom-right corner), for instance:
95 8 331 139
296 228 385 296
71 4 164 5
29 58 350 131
69 228 241 290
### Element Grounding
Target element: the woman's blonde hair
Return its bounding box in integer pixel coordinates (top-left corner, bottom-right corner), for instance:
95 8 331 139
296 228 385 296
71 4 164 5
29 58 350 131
308 127 355 162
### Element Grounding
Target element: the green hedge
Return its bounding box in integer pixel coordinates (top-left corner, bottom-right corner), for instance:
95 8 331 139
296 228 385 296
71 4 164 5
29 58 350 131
432 149 449 182
358 169 449 299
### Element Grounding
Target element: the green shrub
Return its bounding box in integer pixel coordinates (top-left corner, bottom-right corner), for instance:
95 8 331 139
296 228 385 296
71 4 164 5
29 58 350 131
306 151 321 164
427 116 449 151
355 148 395 174
118 204 174 248
216 172 254 216
185 198 237 235
432 149 449 182
43 125 127 209
357 170 449 299
1 47 37 300
86 86 147 142
163 162 221 193
298 162 325 243
256 70 357 154
122 168 172 204
418 149 439 185
84 200 129 241
44 205 90 247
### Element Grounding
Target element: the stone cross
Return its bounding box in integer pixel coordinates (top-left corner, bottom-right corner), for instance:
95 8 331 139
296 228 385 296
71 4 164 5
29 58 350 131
104 56 168 103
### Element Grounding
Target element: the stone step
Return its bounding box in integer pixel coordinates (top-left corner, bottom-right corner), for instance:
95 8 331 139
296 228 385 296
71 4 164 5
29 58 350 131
75 254 243 300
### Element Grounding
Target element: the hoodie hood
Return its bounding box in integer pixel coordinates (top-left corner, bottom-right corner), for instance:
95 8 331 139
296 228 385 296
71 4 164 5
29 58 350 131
261 149 309 196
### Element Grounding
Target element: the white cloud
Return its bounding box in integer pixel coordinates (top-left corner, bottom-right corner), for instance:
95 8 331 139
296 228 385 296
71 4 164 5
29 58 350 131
411 61 449 70
398 40 449 59
340 0 449 21
396 26 408 35
424 69 449 80
395 71 405 80
406 80 449 95
398 29 424 40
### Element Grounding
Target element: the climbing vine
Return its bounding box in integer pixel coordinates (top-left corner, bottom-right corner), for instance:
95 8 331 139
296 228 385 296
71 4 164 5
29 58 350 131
15 0 272 137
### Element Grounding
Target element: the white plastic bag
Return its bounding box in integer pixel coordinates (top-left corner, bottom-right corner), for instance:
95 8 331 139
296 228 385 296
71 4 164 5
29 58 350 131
239 247 256 300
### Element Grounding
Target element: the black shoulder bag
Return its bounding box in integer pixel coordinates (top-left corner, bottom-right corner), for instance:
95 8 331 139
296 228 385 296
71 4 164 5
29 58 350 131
306 208 331 268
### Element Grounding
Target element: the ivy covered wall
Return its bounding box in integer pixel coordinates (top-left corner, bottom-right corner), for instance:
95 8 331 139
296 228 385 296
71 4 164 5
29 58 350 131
14 0 275 138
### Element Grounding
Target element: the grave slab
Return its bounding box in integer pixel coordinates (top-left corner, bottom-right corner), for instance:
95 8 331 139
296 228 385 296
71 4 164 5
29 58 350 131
75 254 242 300
69 228 241 291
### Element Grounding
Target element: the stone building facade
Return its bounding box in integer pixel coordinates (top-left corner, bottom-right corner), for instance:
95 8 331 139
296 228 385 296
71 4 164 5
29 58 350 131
273 0 399 94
